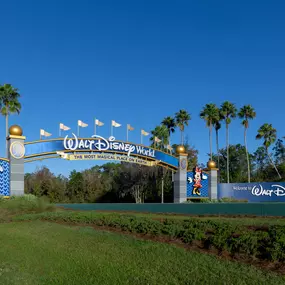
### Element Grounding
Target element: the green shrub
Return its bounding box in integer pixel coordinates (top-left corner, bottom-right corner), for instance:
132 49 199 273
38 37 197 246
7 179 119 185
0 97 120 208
11 211 285 263
218 197 248 203
0 195 55 214
267 226 285 261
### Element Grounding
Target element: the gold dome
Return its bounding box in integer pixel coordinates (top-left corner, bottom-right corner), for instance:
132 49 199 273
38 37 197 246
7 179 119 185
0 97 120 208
207 160 217 169
176 145 186 154
9 125 23 136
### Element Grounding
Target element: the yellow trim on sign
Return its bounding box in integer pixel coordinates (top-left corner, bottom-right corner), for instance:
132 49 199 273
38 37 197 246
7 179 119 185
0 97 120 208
0 157 9 162
7 135 26 140
24 150 178 170
10 141 25 159
24 138 64 145
24 155 60 163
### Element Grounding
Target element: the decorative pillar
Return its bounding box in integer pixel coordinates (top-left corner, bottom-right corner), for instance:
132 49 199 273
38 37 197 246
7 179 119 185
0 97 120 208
206 160 218 200
174 145 188 203
7 125 26 196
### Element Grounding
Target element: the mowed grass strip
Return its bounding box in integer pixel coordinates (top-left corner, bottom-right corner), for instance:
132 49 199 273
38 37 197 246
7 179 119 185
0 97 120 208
0 221 285 285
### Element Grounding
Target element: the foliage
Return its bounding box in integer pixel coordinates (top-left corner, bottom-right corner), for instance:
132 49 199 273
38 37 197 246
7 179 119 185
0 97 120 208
24 162 178 203
256 123 282 178
256 123 277 149
200 103 220 160
238 105 256 129
14 211 285 264
238 105 256 182
220 101 237 183
211 142 285 182
0 194 54 215
0 83 21 117
161 116 175 145
212 144 252 183
175 109 191 144
150 125 169 150
274 138 285 165
1 221 284 285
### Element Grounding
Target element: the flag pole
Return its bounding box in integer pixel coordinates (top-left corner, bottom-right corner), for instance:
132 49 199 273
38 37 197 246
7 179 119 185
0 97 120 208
141 132 142 144
127 125 128 141
78 125 79 137
59 126 61 137
111 122 113 137
94 118 96 136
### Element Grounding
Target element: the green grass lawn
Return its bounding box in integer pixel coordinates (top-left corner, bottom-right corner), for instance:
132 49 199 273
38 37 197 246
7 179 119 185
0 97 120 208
0 221 284 285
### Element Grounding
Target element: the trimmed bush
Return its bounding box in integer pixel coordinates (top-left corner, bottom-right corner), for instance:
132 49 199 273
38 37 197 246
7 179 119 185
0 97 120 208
12 211 285 263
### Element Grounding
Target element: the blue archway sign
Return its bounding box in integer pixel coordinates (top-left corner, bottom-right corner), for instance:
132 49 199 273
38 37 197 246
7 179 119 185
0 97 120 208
3 128 199 203
24 134 179 170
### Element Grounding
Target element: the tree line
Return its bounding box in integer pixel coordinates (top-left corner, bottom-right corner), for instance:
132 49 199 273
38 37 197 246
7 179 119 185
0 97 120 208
152 103 283 182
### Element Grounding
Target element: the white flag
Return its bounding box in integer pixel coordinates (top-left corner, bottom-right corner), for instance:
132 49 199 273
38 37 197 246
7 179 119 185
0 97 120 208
112 120 121 127
78 120 88 127
95 119 104 126
166 145 173 151
40 129 52 137
127 124 134 131
141 129 149 136
154 136 161 143
60 123 70 131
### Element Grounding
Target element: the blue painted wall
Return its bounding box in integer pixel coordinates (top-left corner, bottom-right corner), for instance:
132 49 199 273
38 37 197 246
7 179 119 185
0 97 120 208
219 182 285 202
0 159 10 196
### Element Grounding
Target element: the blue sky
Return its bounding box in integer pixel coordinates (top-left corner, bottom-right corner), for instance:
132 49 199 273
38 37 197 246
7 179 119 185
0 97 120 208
0 0 284 176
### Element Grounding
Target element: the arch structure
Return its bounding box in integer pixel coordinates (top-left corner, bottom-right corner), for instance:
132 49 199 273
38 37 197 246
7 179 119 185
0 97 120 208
1 130 217 202
24 134 179 170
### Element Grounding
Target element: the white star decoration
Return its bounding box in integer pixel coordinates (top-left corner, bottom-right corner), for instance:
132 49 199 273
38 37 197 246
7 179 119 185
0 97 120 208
0 165 3 173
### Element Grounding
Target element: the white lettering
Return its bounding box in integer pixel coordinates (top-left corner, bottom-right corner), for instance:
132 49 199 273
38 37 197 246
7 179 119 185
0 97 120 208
251 184 285 197
63 134 156 158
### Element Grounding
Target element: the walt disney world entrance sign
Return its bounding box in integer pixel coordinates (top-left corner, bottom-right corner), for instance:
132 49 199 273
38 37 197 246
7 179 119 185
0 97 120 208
1 125 216 202
23 133 179 170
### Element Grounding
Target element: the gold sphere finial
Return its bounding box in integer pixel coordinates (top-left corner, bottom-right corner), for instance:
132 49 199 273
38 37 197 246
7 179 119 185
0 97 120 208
176 145 186 154
9 125 23 136
207 160 217 169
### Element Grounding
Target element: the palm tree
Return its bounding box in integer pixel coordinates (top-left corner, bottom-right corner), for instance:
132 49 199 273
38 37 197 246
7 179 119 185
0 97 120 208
214 120 221 169
238 105 256 183
175 109 191 145
200 104 220 161
256 123 282 179
161 116 176 146
0 84 21 154
150 125 169 150
220 101 237 183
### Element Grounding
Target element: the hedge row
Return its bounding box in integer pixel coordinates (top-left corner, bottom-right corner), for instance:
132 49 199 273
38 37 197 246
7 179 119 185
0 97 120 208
14 211 285 262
